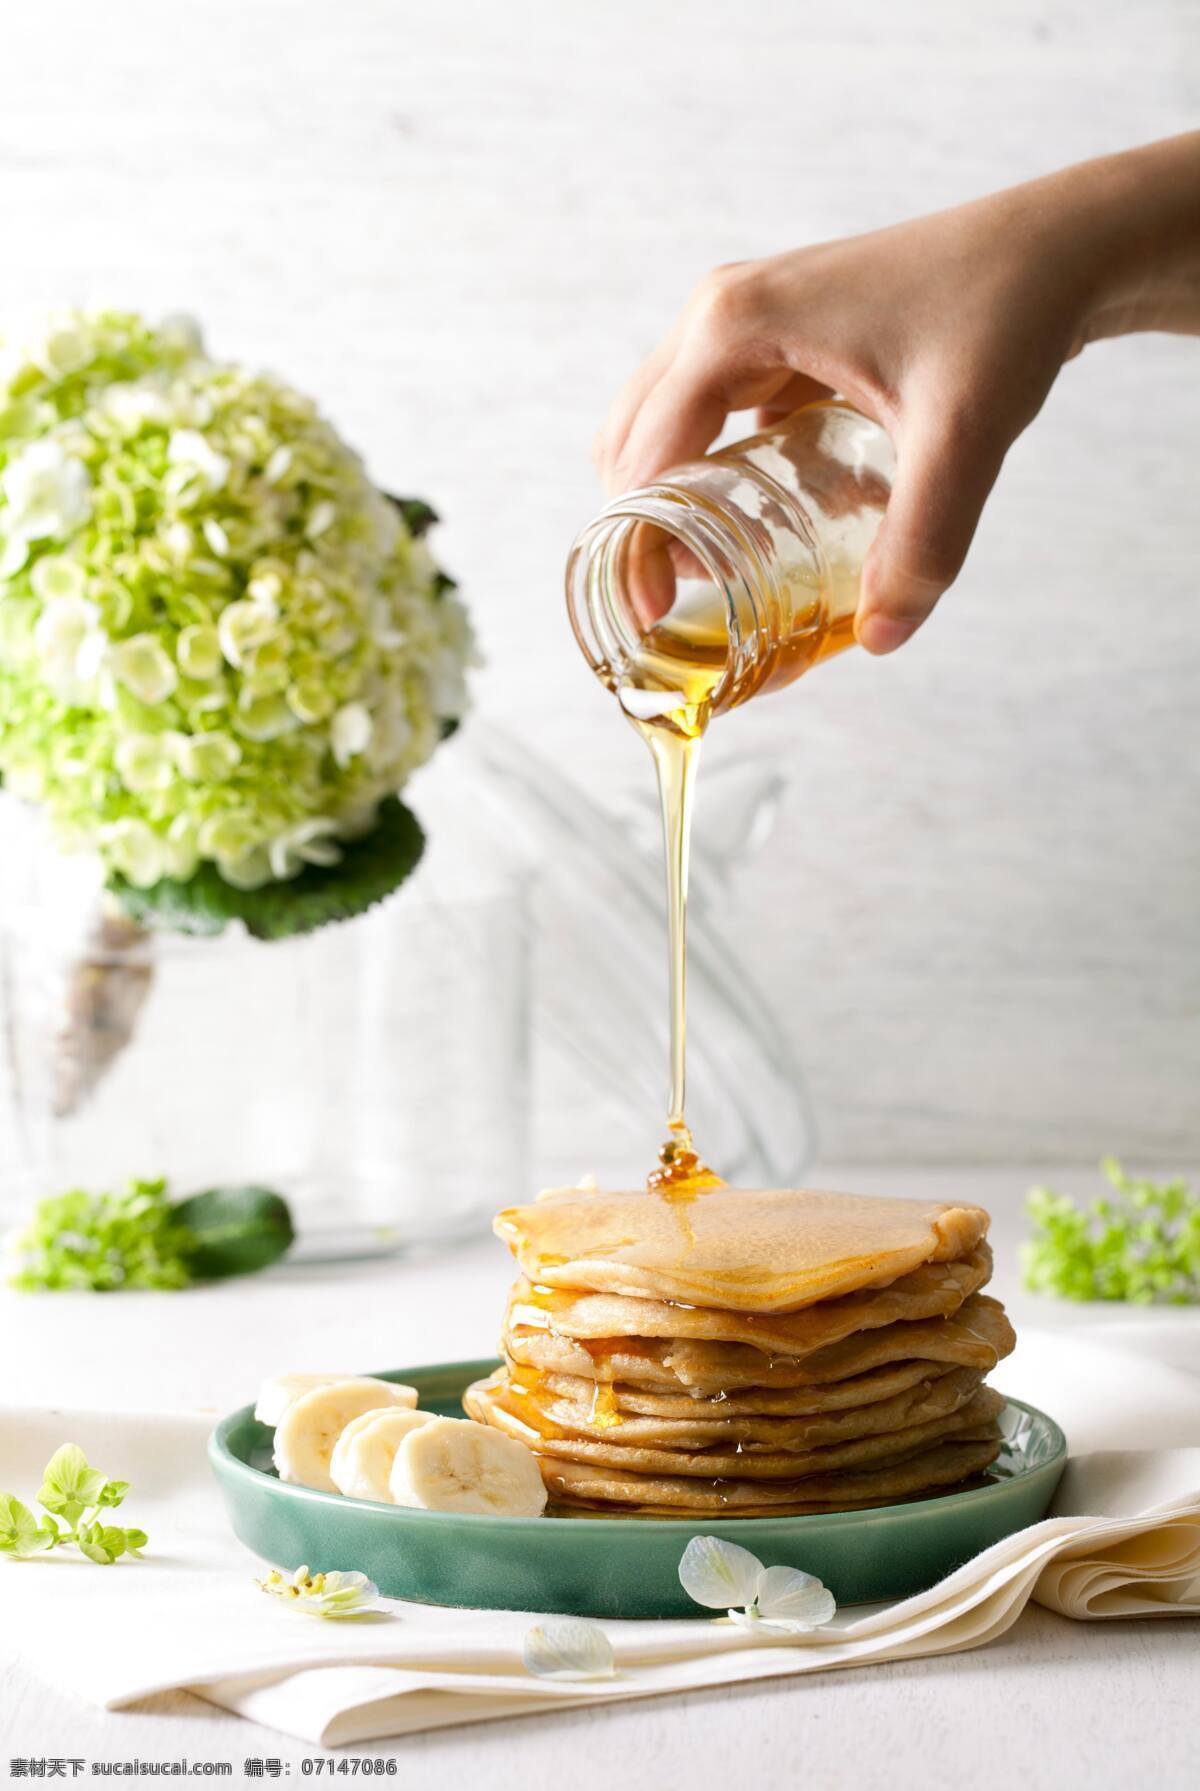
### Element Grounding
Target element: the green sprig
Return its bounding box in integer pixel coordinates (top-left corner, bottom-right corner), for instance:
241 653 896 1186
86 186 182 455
0 1445 147 1564
1022 1157 1200 1304
9 1175 294 1291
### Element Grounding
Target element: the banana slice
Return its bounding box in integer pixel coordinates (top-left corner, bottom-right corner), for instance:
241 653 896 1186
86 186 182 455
389 1415 548 1517
329 1407 435 1502
256 1373 353 1427
274 1378 420 1490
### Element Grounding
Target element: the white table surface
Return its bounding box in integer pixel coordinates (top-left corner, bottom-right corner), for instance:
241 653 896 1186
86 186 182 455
2 1163 1198 1789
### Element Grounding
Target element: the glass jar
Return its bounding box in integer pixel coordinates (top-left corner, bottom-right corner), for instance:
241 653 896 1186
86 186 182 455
566 401 895 723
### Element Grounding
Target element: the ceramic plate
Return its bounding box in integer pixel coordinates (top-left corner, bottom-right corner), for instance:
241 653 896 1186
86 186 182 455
209 1359 1067 1618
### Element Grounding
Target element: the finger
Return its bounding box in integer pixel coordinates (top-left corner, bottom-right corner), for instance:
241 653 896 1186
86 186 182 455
613 339 796 493
624 521 679 629
856 411 1005 655
594 325 683 493
755 371 836 429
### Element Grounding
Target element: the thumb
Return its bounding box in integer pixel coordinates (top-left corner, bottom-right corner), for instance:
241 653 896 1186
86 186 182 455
856 412 1003 655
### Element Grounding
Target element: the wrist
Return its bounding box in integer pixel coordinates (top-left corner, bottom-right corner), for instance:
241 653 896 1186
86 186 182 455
1049 134 1200 346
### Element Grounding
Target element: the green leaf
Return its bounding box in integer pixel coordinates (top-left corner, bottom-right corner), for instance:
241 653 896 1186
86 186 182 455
9 1177 192 1292
107 796 425 941
0 1494 56 1557
387 493 438 538
1024 1159 1200 1304
38 1444 106 1519
173 1185 295 1280
123 1527 148 1557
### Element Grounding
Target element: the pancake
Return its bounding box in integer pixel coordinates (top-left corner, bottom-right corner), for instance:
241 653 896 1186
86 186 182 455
540 1432 1006 1515
493 1363 984 1450
464 1380 1004 1482
503 1290 1012 1393
505 1357 955 1416
496 1186 990 1313
506 1244 992 1359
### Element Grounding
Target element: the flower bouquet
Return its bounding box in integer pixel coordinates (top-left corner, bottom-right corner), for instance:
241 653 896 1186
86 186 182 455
0 309 474 1119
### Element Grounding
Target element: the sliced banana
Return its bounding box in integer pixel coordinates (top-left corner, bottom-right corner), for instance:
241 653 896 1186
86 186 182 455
256 1373 355 1427
389 1415 548 1517
329 1407 435 1502
274 1378 420 1491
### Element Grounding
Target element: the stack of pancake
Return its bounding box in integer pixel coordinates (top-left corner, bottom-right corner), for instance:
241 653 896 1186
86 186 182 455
465 1185 1015 1517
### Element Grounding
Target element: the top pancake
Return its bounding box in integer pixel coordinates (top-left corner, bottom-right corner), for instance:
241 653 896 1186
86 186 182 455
494 1186 989 1313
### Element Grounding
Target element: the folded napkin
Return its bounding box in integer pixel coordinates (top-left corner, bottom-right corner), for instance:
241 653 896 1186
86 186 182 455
2 1332 1198 1746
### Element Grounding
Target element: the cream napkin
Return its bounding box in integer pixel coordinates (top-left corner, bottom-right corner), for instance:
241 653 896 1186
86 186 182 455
1 1333 1198 1746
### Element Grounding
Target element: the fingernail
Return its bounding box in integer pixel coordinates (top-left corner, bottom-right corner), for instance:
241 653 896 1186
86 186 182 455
855 610 917 655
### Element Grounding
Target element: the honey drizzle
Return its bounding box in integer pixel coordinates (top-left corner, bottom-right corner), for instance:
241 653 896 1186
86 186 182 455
625 652 723 1201
581 1339 623 1429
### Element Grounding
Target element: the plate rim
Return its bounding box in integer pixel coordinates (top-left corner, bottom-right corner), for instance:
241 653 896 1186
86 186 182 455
209 1357 1068 1533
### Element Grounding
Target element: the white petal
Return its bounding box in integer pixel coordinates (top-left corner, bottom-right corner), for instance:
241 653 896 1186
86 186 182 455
331 701 372 767
263 446 292 485
753 1565 837 1629
307 499 336 539
167 429 230 493
726 1610 803 1638
30 554 86 603
522 1618 615 1682
677 1535 764 1611
0 534 30 577
202 518 230 557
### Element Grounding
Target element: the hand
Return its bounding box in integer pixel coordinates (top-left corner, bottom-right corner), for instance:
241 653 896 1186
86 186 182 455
595 134 1200 654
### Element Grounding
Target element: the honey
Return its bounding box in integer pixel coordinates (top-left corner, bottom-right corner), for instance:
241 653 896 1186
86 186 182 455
567 402 895 1193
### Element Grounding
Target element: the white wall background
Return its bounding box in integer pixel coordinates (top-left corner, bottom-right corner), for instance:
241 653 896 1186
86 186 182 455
1 0 1197 1165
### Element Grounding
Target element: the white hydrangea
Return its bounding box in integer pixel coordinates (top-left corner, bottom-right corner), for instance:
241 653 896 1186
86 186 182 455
0 308 477 891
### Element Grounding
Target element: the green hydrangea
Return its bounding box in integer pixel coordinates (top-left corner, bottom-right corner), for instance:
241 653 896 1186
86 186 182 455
0 309 474 892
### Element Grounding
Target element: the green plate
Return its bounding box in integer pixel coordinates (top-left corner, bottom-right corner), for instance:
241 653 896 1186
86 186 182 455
209 1359 1067 1618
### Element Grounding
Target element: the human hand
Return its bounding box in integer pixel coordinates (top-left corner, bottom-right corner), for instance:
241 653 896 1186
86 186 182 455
595 134 1200 654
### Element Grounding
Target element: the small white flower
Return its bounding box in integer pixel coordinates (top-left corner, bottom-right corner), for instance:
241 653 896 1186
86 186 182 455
286 677 334 725
218 846 274 889
101 817 164 888
28 315 91 377
197 811 259 862
217 599 277 669
267 816 343 881
162 520 195 563
100 381 171 433
368 597 408 651
202 518 230 558
30 555 86 604
522 1618 615 1681
114 732 176 793
306 499 337 539
167 428 230 494
163 815 199 881
257 1565 383 1620
1 439 91 541
110 633 178 706
331 701 372 768
263 445 292 485
678 1537 836 1637
246 570 283 608
172 730 241 783
236 689 301 742
33 595 107 702
176 623 223 682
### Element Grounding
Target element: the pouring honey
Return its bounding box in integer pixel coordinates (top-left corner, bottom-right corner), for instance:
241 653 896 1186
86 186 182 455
567 401 894 1194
